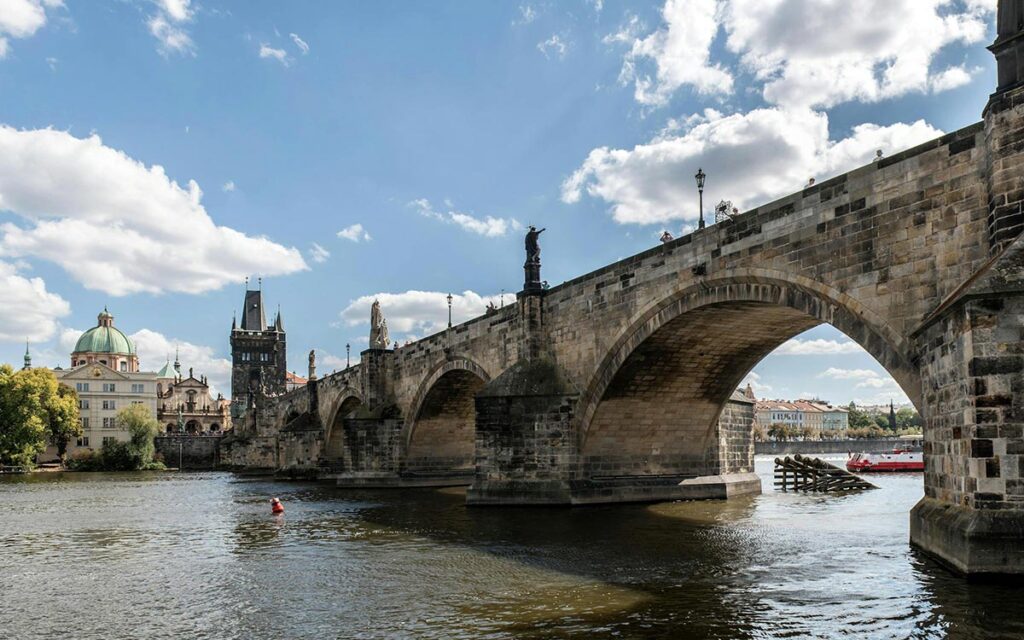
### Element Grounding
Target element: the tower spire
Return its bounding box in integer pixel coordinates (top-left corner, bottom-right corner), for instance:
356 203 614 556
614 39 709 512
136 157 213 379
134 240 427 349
23 339 31 370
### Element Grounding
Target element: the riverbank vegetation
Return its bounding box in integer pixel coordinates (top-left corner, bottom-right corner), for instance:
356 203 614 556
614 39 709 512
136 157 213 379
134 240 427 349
68 404 165 471
0 365 81 468
754 403 924 442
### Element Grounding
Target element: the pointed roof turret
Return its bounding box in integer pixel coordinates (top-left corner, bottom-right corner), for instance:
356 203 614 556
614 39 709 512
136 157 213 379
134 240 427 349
275 305 284 332
23 340 31 370
240 288 267 331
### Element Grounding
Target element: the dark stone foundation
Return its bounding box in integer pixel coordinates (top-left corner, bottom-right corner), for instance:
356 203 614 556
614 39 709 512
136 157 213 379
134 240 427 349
910 497 1024 577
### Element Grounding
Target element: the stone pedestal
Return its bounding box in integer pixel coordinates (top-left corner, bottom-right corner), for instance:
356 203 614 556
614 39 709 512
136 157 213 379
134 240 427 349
911 497 1024 576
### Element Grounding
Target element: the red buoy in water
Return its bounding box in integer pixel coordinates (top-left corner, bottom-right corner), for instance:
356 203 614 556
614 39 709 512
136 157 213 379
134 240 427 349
270 497 284 514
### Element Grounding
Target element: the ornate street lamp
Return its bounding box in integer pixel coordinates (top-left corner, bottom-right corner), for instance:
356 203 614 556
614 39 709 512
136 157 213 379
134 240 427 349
695 167 706 230
447 293 453 329
346 342 350 368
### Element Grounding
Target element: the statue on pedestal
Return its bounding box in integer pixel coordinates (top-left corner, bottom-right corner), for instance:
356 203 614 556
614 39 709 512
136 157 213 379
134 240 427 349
308 349 317 380
370 300 391 349
523 226 546 292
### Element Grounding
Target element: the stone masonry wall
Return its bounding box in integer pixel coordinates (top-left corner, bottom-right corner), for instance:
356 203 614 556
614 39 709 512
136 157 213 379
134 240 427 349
154 436 222 470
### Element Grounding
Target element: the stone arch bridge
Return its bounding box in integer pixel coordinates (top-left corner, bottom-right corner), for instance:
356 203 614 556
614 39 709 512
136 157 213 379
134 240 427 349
225 10 1024 576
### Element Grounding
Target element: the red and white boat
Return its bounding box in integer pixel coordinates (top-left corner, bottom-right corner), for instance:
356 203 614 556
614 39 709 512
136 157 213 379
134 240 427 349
846 449 923 472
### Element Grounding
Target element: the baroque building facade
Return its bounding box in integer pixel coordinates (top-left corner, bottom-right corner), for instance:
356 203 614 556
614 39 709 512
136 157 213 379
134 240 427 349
156 354 231 434
45 309 157 459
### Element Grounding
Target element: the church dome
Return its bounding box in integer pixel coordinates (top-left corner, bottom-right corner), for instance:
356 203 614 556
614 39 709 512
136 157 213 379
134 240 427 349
156 360 177 378
73 309 136 355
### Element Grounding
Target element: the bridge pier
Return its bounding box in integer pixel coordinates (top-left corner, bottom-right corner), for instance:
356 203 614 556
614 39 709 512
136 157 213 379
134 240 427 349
468 359 761 505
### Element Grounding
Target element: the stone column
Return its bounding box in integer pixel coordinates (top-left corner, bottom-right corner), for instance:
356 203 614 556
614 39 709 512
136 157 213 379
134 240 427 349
911 289 1024 575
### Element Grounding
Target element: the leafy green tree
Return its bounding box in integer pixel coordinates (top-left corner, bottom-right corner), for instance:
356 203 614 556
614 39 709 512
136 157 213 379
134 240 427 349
800 425 820 441
0 365 46 466
0 366 79 467
752 423 768 442
768 423 791 441
103 404 160 470
895 407 922 430
847 402 874 430
874 414 891 431
46 382 81 462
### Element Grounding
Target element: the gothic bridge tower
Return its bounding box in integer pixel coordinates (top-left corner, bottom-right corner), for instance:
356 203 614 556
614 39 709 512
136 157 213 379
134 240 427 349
230 282 287 409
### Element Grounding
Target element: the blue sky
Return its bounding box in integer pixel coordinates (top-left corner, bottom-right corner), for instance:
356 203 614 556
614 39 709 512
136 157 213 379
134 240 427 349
0 0 998 406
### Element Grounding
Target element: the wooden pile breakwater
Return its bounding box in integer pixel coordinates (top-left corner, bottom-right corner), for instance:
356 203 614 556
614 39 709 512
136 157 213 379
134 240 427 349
774 454 878 492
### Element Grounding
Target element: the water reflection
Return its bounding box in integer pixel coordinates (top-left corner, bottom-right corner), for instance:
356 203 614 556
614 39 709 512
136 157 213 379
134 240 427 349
1 459 1022 639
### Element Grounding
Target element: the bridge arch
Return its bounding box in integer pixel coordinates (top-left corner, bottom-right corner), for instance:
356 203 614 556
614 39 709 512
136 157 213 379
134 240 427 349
324 389 364 461
576 271 921 478
402 357 491 477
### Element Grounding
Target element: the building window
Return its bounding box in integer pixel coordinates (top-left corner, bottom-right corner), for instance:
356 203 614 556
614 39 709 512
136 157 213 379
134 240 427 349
81 417 89 429
102 383 116 392
131 383 145 393
76 382 90 392
131 400 143 406
103 417 115 428
102 400 116 410
100 360 107 366
102 436 116 445
79 399 90 410
76 437 89 447
120 362 127 372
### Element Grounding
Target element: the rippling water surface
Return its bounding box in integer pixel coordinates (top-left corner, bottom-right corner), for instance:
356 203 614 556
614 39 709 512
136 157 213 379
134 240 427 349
1 456 1021 639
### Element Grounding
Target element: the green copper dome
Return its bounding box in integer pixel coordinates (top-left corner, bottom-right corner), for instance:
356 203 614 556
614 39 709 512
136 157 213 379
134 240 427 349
156 360 177 378
73 309 136 355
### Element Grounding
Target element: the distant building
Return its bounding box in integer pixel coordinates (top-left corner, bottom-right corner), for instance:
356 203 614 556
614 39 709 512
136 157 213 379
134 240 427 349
230 284 287 410
285 371 308 392
155 353 231 435
44 309 157 460
752 391 849 432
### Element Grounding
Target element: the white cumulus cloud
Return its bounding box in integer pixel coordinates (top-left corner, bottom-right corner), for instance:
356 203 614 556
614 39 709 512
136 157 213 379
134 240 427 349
0 0 62 59
0 260 69 342
0 126 307 296
147 0 195 56
562 107 941 225
221 180 236 192
612 0 733 106
337 223 371 242
340 290 503 339
409 198 521 237
130 328 232 397
818 367 879 380
774 338 864 355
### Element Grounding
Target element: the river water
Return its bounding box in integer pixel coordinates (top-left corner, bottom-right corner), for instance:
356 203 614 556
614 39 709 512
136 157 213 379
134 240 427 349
1 456 1021 639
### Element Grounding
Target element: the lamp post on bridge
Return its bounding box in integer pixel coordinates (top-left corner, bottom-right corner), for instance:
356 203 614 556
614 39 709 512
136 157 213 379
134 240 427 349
447 293 453 329
346 343 350 368
695 167 706 230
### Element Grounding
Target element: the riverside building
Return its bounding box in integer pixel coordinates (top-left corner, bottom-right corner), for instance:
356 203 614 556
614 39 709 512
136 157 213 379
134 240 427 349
45 309 157 459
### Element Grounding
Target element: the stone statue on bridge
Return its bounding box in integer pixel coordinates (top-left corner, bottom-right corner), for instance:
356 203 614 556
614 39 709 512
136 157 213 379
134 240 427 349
370 299 390 349
308 349 316 381
524 226 546 293
525 226 545 263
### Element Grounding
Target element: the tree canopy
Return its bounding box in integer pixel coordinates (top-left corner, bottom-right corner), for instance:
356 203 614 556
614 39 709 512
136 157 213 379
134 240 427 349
0 366 80 467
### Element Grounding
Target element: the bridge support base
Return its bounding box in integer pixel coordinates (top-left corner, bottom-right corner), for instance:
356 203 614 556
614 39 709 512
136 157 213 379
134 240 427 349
334 472 473 488
910 497 1024 577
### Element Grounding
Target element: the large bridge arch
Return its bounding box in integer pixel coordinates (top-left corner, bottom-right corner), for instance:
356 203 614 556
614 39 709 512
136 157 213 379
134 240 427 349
401 357 491 478
323 389 364 461
575 271 921 478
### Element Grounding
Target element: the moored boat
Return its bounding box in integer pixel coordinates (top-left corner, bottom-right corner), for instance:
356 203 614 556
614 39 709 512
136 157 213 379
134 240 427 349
846 449 923 472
